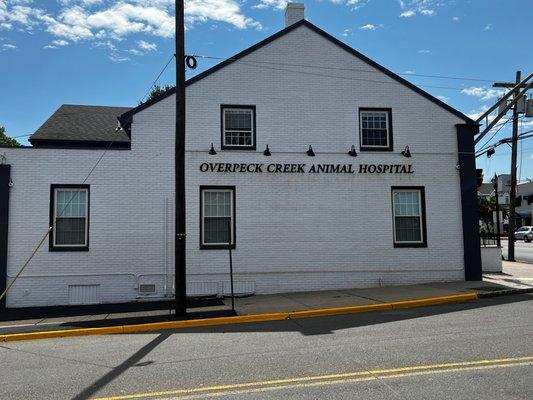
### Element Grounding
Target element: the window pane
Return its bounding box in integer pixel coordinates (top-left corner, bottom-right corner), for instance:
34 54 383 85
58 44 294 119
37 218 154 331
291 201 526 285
361 111 388 147
204 217 231 244
55 218 86 245
56 189 86 218
395 216 421 242
225 109 252 130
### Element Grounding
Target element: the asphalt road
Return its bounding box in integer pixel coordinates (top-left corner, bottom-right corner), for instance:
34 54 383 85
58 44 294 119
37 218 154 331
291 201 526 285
1 294 532 400
501 238 533 264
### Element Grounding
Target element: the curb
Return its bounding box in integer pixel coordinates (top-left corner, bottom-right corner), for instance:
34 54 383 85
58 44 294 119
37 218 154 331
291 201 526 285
477 287 533 298
0 293 478 342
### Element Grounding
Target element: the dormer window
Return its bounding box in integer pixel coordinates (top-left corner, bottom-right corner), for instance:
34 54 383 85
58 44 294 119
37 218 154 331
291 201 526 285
221 105 256 150
359 108 393 151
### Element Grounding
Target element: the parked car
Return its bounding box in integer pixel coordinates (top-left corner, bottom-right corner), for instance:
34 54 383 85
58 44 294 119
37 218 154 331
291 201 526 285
514 226 533 242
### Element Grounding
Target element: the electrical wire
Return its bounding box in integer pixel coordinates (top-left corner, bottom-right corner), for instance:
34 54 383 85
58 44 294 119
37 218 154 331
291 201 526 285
476 117 513 153
192 54 499 84
139 54 175 104
0 136 119 302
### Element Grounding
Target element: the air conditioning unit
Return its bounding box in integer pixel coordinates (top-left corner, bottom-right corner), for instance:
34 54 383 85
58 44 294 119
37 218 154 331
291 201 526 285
139 284 156 294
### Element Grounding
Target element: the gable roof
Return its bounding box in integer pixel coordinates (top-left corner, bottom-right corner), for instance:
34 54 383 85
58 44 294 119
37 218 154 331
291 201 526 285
30 104 131 148
119 19 475 127
478 183 494 196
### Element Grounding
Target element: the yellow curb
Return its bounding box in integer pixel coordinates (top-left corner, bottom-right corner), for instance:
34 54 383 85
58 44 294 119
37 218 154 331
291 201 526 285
289 303 393 319
0 293 478 342
0 325 124 342
389 293 478 309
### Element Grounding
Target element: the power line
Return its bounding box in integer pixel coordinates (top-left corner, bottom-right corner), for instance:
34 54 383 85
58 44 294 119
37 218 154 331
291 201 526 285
139 54 175 104
192 54 499 84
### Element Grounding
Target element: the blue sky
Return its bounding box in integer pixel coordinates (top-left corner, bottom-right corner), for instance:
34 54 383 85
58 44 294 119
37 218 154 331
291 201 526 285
1 0 532 180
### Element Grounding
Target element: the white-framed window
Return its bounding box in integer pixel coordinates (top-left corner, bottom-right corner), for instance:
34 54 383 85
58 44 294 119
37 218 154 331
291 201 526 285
221 105 256 150
359 108 393 151
50 185 89 251
392 187 426 247
200 187 235 249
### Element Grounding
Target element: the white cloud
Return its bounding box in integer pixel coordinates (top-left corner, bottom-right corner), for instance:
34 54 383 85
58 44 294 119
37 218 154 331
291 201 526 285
1 0 261 41
360 23 377 30
419 9 435 16
452 16 460 22
418 49 430 53
397 1 441 18
437 95 449 103
400 10 415 17
340 28 352 37
462 87 505 102
43 38 70 49
484 23 493 31
137 39 156 51
1 43 16 50
253 0 287 10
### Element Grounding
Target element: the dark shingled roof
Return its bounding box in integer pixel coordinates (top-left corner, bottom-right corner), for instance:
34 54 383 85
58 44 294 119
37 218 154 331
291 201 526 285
30 104 132 147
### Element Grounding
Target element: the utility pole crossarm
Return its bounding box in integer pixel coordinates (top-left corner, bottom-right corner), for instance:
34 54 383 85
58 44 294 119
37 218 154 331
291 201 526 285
474 72 533 125
474 78 533 145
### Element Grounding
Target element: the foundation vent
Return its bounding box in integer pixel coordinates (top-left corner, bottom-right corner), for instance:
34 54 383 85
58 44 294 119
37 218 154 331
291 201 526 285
139 284 157 294
68 284 100 305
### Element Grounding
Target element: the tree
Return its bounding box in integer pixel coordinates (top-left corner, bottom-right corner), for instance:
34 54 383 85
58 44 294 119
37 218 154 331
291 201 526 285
140 84 174 104
0 126 21 147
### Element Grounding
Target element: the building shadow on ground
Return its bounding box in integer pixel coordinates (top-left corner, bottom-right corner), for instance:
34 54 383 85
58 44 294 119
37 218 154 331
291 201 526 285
69 293 531 400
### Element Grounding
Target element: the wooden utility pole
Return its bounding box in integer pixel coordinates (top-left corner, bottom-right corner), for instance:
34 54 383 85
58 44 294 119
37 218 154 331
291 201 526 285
494 71 521 261
175 0 187 316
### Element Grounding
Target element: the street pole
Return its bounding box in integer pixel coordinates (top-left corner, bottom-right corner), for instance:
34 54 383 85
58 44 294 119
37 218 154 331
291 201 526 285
175 0 187 316
493 174 501 247
507 71 521 262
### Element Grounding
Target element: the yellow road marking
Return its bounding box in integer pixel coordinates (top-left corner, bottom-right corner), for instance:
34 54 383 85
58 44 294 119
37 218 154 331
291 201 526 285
93 356 533 400
160 362 533 400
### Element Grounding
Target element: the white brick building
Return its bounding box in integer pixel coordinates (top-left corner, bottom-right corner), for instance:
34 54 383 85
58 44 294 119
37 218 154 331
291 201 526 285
0 5 482 310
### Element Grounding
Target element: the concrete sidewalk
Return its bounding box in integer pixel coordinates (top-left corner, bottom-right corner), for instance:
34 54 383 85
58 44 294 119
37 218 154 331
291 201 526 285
0 279 522 337
222 280 517 314
484 260 533 290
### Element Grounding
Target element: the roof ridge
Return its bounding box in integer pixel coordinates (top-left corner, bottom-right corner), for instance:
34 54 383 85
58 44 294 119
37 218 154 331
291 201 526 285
118 19 474 125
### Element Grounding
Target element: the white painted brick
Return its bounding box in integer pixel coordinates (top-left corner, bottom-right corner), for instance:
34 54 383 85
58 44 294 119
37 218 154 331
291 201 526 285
3 25 467 307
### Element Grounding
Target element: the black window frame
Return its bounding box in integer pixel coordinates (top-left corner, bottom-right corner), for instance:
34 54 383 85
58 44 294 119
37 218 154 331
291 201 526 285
359 107 393 152
220 105 257 151
49 184 90 252
391 186 427 248
199 185 236 250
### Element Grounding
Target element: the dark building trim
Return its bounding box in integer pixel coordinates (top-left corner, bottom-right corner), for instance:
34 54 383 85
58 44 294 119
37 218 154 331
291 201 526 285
456 124 482 280
391 186 428 248
118 20 474 128
199 185 236 250
0 165 10 309
49 184 90 252
359 107 393 152
220 105 257 151
30 139 130 150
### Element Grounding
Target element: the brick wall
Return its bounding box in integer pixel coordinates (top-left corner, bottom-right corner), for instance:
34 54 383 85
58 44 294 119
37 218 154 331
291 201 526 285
3 24 466 307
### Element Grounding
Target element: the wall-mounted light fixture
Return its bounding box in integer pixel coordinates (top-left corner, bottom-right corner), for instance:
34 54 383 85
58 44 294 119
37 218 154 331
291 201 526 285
208 143 217 155
401 145 412 158
264 144 271 156
348 145 358 157
306 145 315 157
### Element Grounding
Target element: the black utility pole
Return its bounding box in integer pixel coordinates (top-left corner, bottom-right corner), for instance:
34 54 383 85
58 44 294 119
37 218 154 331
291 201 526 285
499 71 521 261
492 174 501 248
175 0 187 316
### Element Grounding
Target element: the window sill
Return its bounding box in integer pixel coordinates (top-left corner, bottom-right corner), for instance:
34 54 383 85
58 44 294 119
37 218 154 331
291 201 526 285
393 242 427 248
49 246 89 252
220 146 256 151
360 146 393 152
200 244 236 250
